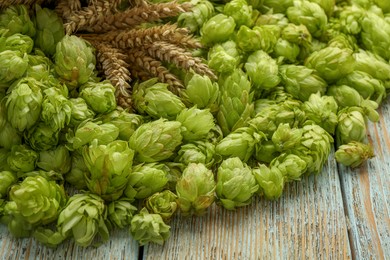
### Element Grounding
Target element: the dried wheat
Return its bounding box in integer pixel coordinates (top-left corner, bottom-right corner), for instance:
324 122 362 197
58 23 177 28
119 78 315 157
127 49 184 94
144 41 216 80
80 24 201 49
88 1 192 33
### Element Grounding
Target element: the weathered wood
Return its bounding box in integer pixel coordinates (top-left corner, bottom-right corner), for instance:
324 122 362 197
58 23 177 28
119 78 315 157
339 98 390 260
143 151 352 259
0 226 139 260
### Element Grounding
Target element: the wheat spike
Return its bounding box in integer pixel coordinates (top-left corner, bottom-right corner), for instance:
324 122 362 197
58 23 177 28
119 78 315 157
127 49 184 95
55 0 81 20
129 65 153 82
93 42 133 109
80 24 201 49
88 1 192 33
63 1 113 34
144 41 216 80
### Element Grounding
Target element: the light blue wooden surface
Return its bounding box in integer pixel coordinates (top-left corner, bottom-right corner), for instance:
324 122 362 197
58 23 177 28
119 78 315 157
0 101 388 260
339 98 390 260
0 227 139 260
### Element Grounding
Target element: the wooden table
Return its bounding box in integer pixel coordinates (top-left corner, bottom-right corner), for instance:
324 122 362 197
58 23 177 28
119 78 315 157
1 99 389 260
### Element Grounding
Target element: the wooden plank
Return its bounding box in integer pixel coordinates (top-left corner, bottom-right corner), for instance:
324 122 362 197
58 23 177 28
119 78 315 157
0 226 139 260
339 98 390 260
143 151 352 259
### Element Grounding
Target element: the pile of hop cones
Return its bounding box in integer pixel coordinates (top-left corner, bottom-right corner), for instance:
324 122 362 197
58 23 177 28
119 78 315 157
1 0 215 109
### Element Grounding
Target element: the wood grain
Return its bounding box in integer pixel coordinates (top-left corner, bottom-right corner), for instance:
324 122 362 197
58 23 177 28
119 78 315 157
338 98 390 260
143 151 352 260
0 226 139 260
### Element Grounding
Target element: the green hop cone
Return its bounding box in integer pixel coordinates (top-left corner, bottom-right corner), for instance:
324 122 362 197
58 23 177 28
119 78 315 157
250 99 306 138
255 12 289 27
1 200 34 237
33 228 66 248
0 50 28 89
335 141 375 168
0 5 35 37
99 108 144 141
79 80 116 114
281 23 312 48
286 0 328 38
125 163 169 200
337 71 386 105
25 51 54 82
129 119 182 163
271 123 303 152
327 33 358 51
216 127 265 162
353 49 390 86
200 14 236 45
337 5 364 35
54 35 96 89
302 92 338 134
291 124 333 174
68 98 96 128
33 5 65 57
7 144 39 173
41 87 72 131
272 38 300 63
176 163 216 216
83 139 134 201
24 122 59 151
108 198 137 229
360 11 390 60
9 176 67 226
216 157 259 210
132 78 185 120
64 151 88 190
327 85 363 108
235 25 262 52
223 0 253 27
176 106 215 142
236 25 279 53
37 145 71 175
145 190 178 223
270 153 307 181
66 121 119 150
130 208 170 245
184 73 219 111
305 46 355 83
207 41 241 74
217 69 254 136
16 169 64 182
261 0 294 13
0 171 16 199
252 164 285 200
309 0 335 17
0 33 34 53
279 64 327 101
0 122 22 149
245 50 280 90
175 141 216 168
254 140 280 164
336 107 367 146
5 77 43 131
57 193 109 247
177 0 214 33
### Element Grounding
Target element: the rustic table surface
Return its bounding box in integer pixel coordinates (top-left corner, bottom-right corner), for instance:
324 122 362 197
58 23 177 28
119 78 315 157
0 99 389 260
